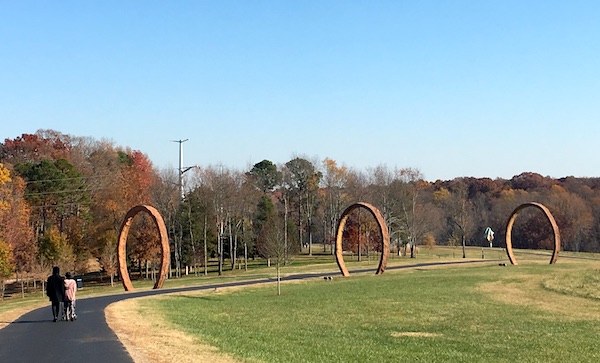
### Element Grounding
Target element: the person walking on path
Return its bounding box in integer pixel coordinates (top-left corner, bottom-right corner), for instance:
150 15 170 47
46 266 65 322
64 272 77 321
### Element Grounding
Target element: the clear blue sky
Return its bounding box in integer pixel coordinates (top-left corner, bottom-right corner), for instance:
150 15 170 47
1 1 599 181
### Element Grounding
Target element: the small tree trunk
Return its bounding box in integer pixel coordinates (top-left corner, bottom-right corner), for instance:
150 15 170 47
203 214 208 276
218 220 224 276
284 197 289 265
276 262 281 296
218 237 223 276
357 211 362 262
244 243 248 272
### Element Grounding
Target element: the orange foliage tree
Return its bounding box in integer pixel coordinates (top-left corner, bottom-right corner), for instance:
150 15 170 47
0 164 36 276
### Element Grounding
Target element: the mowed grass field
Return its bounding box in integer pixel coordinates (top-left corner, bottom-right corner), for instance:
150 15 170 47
140 254 600 363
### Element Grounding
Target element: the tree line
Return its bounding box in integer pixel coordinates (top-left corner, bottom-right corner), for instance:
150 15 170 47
1 130 599 294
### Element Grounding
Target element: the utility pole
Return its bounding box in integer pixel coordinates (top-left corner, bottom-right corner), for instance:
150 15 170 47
171 139 193 201
171 139 194 279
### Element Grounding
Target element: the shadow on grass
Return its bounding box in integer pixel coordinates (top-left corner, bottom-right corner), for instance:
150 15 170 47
172 295 224 302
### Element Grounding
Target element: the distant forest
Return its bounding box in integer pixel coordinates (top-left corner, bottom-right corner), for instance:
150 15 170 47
1 129 599 284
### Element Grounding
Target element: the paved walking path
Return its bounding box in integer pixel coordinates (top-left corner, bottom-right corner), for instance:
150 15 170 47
0 260 491 362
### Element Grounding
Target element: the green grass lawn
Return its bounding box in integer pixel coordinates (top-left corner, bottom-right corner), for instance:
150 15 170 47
3 246 600 363
0 246 578 320
147 257 600 363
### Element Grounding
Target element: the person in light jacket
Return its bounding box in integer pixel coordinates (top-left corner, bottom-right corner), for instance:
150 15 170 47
63 272 77 321
46 266 65 322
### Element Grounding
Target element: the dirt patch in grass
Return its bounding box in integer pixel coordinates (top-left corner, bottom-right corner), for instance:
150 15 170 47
391 332 441 338
106 297 240 363
477 274 600 321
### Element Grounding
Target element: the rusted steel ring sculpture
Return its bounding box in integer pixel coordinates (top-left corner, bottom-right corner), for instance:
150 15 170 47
505 202 560 265
117 205 170 291
335 202 390 276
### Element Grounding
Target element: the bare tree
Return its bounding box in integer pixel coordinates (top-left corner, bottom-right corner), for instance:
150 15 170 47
198 165 245 275
321 158 350 254
434 180 474 258
99 234 118 287
285 157 322 256
258 212 295 296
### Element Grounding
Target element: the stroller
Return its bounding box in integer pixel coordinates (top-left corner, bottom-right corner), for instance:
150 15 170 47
62 300 77 321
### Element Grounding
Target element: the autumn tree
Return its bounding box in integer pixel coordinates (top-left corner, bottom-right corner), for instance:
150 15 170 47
0 164 15 294
15 158 89 235
98 230 118 286
434 180 474 258
0 165 36 275
84 144 156 278
0 239 13 299
1 130 71 166
539 185 592 252
133 215 162 280
85 143 130 272
39 225 75 271
339 210 382 260
423 233 436 251
463 178 501 247
511 172 556 191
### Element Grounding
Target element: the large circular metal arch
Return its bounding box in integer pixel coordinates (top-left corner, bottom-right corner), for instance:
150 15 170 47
505 202 561 266
335 202 390 276
117 205 170 291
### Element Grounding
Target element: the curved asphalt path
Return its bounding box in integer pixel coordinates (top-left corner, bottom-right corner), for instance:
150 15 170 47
0 260 492 362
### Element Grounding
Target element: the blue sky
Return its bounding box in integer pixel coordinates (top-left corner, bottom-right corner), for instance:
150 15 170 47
1 1 599 181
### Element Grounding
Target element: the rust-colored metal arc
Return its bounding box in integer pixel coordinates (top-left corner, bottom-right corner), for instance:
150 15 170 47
504 202 560 266
335 202 390 276
117 205 170 291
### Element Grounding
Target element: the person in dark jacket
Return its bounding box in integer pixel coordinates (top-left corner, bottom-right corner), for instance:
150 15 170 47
46 266 65 322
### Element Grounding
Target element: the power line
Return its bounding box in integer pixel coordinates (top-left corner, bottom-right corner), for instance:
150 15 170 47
28 201 93 209
23 175 95 185
23 186 104 197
